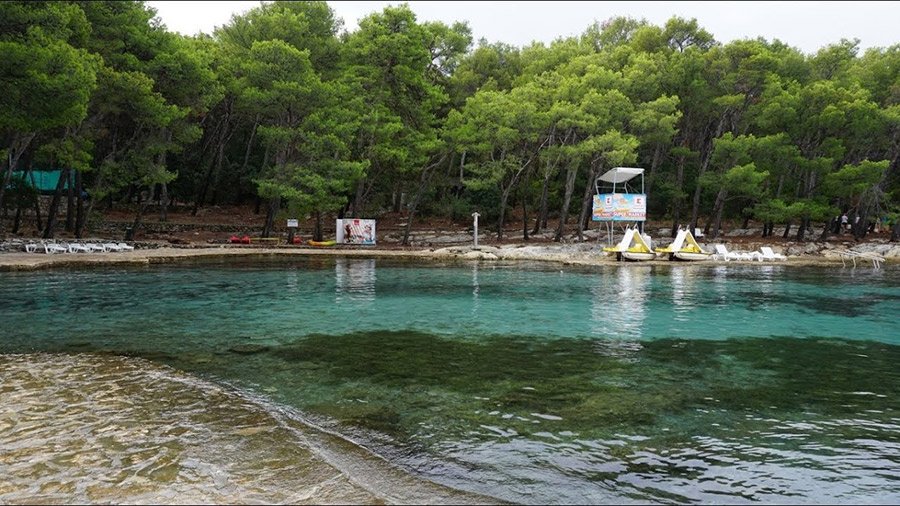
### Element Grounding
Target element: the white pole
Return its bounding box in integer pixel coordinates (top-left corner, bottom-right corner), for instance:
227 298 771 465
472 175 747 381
472 212 480 249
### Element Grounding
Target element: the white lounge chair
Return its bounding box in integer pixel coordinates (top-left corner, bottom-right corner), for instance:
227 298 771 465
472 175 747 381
66 242 90 253
102 243 123 252
713 244 760 261
758 246 787 261
43 243 68 254
84 243 106 252
24 243 39 253
714 244 742 261
117 242 135 251
835 249 885 269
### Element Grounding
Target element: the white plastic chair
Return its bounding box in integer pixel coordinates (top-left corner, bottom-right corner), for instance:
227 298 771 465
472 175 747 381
759 246 787 261
117 242 135 251
102 243 123 252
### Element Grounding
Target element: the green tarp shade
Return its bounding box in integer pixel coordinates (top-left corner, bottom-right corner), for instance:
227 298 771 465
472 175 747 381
10 170 69 193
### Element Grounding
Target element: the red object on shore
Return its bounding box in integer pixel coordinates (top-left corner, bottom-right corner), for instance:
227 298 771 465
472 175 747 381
241 235 251 244
291 236 301 244
229 235 240 244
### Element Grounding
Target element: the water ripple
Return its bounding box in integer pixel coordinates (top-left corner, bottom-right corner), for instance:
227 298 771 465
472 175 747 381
0 353 493 505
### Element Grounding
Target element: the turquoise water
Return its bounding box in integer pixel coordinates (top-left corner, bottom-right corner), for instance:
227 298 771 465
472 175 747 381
1 259 898 504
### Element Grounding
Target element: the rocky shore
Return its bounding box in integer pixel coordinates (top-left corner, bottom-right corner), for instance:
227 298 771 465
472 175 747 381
0 235 896 271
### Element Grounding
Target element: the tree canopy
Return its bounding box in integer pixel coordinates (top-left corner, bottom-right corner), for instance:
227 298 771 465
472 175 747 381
2 1 898 241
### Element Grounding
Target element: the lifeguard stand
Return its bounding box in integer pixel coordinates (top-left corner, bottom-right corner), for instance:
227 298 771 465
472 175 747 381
592 167 646 246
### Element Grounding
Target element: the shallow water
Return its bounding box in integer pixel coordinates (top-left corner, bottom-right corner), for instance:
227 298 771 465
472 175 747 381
1 259 898 504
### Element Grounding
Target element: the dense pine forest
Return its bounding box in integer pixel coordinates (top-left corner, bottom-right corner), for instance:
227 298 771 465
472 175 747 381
1 1 898 243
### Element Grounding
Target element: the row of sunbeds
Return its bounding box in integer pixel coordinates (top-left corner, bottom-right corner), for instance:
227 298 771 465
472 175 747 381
712 244 786 262
23 242 135 254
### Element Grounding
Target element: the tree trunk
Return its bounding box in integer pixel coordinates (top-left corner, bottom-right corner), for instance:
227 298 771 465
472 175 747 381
820 217 833 242
554 165 579 242
33 194 43 232
239 114 260 175
497 184 512 240
74 170 85 238
159 182 169 222
690 115 728 231
796 217 808 242
351 178 366 218
645 144 663 202
42 168 69 239
0 132 37 213
782 221 791 239
77 172 102 239
156 129 172 221
262 197 279 238
576 162 602 242
532 171 551 235
192 150 218 216
853 208 869 241
458 150 466 181
193 107 231 216
671 153 687 237
65 169 75 232
314 210 323 242
401 155 446 246
129 188 149 240
521 191 529 241
12 207 22 233
709 188 728 239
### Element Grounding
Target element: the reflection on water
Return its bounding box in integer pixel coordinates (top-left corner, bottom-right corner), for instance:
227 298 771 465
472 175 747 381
670 266 701 324
590 265 650 339
335 258 376 303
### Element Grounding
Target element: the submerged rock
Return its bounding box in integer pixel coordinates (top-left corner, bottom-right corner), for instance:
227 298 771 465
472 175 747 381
228 343 270 355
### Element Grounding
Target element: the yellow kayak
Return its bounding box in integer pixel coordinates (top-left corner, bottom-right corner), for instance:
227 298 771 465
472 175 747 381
307 240 336 247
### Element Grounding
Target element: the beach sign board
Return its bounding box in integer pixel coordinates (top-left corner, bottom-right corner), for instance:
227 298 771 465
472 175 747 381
336 219 376 245
593 193 646 221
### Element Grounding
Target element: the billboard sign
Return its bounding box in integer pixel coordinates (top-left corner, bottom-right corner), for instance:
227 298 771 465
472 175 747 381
592 193 646 222
336 219 376 245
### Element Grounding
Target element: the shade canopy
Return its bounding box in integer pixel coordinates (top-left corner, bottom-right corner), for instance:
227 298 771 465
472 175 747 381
598 167 644 183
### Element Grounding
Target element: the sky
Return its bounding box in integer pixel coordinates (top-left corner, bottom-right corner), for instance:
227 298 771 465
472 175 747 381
146 1 898 55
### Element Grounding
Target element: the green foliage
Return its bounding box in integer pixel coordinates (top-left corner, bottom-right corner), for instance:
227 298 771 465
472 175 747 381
2 3 898 241
824 160 889 198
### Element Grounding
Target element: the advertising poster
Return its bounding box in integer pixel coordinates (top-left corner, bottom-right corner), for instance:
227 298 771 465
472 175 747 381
592 193 646 221
336 219 376 245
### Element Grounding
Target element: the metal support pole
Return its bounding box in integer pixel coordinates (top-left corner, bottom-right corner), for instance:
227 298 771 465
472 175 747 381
472 212 480 249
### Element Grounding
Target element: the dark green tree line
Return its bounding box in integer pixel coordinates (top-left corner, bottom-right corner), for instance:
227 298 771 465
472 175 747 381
2 1 897 242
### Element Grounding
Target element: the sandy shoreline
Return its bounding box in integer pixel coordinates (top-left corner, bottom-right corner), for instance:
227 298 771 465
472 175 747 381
0 243 888 271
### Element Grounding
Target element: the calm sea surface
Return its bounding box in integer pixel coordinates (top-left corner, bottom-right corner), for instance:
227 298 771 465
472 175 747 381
1 259 898 504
